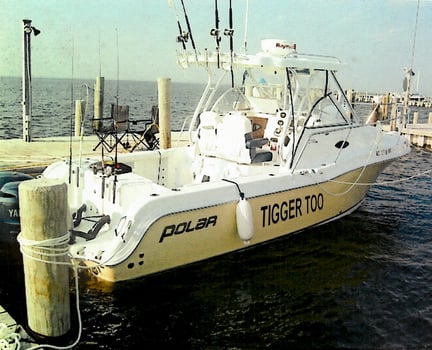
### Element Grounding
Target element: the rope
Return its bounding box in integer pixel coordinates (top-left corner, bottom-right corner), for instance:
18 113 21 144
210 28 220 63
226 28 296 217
16 232 82 350
0 323 21 350
21 266 82 350
322 167 432 187
17 232 70 265
307 124 381 197
15 218 126 349
307 145 431 194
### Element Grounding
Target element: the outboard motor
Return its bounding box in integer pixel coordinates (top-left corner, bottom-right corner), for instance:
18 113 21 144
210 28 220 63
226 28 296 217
0 171 33 226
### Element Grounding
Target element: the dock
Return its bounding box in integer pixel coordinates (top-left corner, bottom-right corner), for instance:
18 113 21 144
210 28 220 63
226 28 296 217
0 132 190 174
382 111 432 149
399 124 432 148
0 305 38 349
0 136 101 174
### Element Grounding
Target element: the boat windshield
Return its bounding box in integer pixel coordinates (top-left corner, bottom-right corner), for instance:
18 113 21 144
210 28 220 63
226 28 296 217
291 69 357 125
209 67 358 126
191 65 357 135
211 87 251 114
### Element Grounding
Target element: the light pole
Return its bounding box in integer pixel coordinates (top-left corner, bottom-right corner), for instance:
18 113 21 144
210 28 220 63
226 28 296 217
22 19 40 142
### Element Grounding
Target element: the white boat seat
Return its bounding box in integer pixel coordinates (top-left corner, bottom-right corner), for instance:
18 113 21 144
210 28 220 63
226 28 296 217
215 113 253 164
197 112 272 164
196 111 222 157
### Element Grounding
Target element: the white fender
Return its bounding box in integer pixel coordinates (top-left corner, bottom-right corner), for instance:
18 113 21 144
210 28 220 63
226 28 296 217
236 197 254 243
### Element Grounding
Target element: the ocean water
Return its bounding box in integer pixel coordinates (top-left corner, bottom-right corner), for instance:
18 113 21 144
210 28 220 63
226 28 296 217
0 76 201 139
1 77 432 349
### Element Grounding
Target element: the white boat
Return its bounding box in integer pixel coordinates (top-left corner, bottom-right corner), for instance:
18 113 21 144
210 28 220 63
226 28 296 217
43 38 410 282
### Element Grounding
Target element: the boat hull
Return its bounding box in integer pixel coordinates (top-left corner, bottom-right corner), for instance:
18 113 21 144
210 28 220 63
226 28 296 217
83 160 390 282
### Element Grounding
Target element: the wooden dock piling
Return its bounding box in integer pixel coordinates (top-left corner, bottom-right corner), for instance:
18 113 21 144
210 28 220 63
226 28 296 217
93 76 104 130
18 178 71 337
74 100 86 137
158 77 172 149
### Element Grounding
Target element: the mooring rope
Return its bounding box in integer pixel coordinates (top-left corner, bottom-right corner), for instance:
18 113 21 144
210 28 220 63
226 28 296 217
16 232 82 350
17 232 70 264
307 144 431 196
306 123 382 197
0 322 21 350
15 225 123 349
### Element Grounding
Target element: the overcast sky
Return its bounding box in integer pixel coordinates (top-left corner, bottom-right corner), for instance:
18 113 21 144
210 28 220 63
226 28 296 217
0 0 431 95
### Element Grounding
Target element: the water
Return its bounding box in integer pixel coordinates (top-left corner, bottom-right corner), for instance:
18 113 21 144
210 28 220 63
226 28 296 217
0 76 201 138
1 77 432 349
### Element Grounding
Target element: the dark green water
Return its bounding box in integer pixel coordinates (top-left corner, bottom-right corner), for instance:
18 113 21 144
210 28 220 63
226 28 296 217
1 149 431 349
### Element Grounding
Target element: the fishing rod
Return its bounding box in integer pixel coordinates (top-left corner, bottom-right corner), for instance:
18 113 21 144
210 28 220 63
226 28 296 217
286 68 296 169
68 36 75 185
210 0 221 68
224 0 234 87
169 0 188 50
113 28 120 205
77 84 89 188
180 0 198 60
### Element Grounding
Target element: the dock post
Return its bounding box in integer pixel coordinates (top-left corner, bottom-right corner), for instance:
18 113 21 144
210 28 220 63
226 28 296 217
18 178 71 337
413 111 419 125
428 112 432 124
74 100 86 137
93 76 104 130
390 96 398 131
158 77 171 149
382 93 389 120
346 89 353 120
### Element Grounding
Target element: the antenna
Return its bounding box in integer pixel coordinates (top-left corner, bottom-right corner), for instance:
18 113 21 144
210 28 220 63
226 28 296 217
410 0 420 71
403 0 420 121
243 0 249 54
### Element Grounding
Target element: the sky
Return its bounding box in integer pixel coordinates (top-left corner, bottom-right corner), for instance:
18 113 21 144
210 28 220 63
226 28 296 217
0 0 431 95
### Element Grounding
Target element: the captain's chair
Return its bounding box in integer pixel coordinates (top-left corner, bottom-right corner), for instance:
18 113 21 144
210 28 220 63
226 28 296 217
245 133 272 163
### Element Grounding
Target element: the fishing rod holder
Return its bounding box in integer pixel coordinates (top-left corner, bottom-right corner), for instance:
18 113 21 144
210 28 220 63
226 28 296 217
210 28 220 37
224 28 234 37
176 31 189 44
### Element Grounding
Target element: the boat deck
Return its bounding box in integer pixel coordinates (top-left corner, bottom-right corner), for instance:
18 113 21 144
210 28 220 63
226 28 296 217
0 305 38 349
